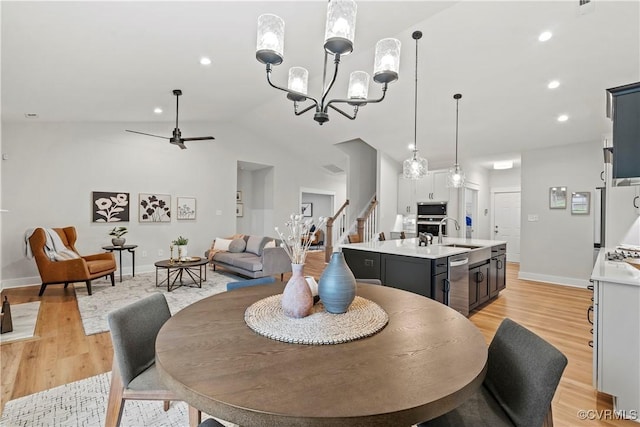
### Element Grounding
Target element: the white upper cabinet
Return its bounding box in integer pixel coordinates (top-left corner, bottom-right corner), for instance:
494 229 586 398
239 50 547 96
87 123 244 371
416 170 451 202
398 175 417 214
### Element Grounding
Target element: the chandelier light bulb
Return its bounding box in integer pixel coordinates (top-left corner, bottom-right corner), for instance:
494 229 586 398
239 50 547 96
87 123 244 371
256 14 285 65
324 0 356 55
347 71 370 99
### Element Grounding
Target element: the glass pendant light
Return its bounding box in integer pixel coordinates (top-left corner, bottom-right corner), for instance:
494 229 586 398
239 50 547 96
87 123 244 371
447 93 465 188
403 31 427 180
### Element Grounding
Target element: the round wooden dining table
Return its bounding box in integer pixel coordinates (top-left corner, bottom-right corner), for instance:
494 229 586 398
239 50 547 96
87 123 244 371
156 283 488 427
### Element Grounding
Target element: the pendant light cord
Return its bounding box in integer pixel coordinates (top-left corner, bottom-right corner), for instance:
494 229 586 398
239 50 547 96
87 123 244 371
413 31 422 157
413 32 421 156
454 93 462 165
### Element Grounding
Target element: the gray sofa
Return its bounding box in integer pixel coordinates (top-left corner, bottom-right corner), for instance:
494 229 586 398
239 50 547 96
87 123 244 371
205 235 291 279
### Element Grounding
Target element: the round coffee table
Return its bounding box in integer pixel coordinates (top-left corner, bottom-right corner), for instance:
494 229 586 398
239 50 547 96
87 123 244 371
154 258 208 292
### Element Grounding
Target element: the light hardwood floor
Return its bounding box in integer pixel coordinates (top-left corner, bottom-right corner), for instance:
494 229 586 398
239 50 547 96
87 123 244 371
1 251 637 426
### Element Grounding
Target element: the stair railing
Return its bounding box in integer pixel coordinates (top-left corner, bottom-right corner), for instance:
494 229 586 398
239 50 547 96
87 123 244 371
325 199 349 262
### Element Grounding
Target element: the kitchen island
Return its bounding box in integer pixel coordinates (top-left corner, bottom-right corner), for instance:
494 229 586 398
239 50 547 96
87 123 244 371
591 249 640 422
340 237 507 316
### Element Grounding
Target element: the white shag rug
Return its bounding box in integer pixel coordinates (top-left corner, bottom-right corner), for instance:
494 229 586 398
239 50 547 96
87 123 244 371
0 372 233 427
75 270 236 335
0 301 40 344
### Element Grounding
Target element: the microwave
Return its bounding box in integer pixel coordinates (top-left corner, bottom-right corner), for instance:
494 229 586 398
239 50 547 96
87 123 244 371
417 202 447 217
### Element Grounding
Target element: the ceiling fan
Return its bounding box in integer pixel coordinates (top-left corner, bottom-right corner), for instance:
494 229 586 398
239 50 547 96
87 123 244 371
126 89 214 150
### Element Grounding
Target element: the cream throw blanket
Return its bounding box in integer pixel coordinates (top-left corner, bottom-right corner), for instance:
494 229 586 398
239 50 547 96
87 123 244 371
24 228 80 261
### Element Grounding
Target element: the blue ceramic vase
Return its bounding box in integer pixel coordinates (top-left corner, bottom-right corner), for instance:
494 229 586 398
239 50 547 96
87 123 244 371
318 252 356 314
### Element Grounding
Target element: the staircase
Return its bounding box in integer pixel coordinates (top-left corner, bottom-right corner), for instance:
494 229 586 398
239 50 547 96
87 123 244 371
324 195 378 262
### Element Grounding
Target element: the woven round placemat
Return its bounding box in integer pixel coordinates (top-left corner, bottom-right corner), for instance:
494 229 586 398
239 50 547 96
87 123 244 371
244 295 389 345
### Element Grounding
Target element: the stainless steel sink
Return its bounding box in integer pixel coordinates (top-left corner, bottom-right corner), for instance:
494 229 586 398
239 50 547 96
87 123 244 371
443 244 483 249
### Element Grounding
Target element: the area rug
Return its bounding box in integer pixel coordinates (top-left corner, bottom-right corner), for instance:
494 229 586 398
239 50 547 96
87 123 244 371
0 372 233 427
0 301 40 344
75 270 236 336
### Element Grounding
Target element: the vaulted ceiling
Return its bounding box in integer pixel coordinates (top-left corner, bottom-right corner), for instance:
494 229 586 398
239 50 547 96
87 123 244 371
2 1 638 171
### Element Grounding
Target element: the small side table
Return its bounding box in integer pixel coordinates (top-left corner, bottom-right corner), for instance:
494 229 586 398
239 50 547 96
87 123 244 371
102 245 138 283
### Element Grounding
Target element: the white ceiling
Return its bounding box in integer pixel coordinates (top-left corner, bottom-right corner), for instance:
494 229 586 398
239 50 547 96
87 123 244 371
2 1 639 171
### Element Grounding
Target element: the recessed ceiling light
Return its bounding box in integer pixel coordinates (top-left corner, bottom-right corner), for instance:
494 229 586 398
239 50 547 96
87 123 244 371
557 114 569 122
153 108 163 114
200 57 212 66
548 80 560 89
493 161 514 170
24 113 39 118
408 143 415 150
538 31 552 42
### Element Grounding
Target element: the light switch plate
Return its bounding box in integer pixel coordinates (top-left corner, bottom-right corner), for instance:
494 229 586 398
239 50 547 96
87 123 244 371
528 214 539 222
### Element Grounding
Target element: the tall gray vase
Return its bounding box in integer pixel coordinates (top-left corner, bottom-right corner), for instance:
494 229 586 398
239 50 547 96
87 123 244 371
318 252 357 314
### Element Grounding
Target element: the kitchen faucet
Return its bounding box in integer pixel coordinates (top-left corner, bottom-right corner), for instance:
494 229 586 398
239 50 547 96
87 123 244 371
438 217 460 244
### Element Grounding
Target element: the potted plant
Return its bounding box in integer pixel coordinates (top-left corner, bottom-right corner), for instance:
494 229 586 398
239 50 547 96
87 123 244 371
173 236 189 261
109 226 128 246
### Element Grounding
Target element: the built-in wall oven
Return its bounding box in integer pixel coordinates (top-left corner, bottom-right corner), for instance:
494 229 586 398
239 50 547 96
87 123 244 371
416 202 447 237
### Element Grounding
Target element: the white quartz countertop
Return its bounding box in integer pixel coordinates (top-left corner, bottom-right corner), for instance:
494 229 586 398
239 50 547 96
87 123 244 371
339 237 506 260
591 249 640 287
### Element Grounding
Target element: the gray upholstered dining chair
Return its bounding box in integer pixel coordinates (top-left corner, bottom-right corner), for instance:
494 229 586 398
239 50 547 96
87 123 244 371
226 276 276 291
418 318 568 427
105 293 202 427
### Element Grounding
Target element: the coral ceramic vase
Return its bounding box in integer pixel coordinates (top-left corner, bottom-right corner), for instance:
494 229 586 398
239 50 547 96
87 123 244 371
318 252 357 314
281 263 313 318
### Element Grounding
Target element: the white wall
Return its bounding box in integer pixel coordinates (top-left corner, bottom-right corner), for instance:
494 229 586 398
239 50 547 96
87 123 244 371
377 152 400 235
1 121 346 287
519 140 603 287
459 162 491 240
236 168 253 233
490 167 521 188
301 192 333 220
335 139 377 226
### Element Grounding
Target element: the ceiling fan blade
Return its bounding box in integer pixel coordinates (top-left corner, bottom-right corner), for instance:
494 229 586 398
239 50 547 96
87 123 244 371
126 130 169 139
177 142 187 150
181 136 215 141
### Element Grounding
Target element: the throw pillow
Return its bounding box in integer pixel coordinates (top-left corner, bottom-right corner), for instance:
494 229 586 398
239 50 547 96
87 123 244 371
264 239 276 249
246 236 270 256
228 238 247 253
213 238 233 251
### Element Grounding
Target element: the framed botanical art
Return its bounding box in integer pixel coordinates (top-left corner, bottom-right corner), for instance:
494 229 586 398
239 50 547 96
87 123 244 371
301 203 313 217
139 193 171 222
236 203 244 217
92 192 130 222
177 197 196 220
571 192 590 215
549 187 567 209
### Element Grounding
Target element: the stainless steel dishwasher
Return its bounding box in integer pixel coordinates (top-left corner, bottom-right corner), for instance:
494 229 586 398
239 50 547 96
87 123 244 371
448 254 470 316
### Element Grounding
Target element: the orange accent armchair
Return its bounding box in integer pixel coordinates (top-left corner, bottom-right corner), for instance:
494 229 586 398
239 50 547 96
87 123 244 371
28 227 116 296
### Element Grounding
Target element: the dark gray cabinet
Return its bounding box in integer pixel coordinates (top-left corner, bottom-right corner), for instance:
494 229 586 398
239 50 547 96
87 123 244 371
342 249 380 280
431 257 448 304
343 249 432 299
490 254 506 297
607 82 640 182
469 262 490 311
381 253 432 298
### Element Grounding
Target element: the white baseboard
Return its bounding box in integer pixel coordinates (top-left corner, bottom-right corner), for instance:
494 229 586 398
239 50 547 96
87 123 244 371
0 264 163 290
517 271 590 288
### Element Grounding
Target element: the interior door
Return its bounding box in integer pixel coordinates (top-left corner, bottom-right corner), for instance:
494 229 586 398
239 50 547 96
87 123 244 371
493 191 521 263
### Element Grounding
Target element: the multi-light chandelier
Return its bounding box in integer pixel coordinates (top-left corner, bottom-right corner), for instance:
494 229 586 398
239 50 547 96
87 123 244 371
255 0 401 125
402 31 428 180
447 93 465 188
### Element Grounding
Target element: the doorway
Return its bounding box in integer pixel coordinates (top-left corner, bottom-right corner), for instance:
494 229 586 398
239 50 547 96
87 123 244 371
491 189 521 263
237 161 274 235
